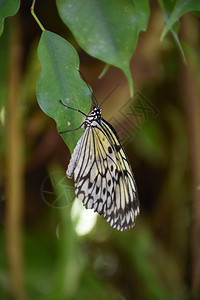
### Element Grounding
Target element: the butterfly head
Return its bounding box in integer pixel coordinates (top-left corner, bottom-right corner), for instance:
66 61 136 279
93 105 101 114
90 105 102 118
86 105 102 125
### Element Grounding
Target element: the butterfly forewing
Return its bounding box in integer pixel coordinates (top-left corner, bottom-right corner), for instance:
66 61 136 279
66 106 139 231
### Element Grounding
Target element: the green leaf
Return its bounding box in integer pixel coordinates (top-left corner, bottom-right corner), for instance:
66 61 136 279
158 0 187 63
0 0 20 36
194 10 200 16
37 30 91 153
160 0 200 41
0 24 9 109
56 0 150 96
134 0 150 31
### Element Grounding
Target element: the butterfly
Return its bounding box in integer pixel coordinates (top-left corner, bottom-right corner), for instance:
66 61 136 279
59 72 139 231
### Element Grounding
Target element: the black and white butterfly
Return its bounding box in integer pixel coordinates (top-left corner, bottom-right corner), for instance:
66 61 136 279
59 73 139 231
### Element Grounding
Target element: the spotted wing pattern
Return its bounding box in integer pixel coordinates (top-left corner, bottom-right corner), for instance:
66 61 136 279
66 117 139 231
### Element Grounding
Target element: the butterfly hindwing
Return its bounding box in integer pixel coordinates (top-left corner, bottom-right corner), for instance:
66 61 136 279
99 120 139 230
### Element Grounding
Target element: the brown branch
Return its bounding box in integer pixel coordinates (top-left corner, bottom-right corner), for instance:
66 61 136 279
5 16 26 299
180 14 200 299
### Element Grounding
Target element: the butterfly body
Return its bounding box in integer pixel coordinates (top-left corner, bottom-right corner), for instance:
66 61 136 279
65 104 139 231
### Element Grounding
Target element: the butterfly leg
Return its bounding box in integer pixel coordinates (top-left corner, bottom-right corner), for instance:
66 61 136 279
58 123 84 134
59 100 87 117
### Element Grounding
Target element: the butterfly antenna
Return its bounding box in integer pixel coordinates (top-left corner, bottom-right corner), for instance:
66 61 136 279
78 70 98 105
100 82 122 106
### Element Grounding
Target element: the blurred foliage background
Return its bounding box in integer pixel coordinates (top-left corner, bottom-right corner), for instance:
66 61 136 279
0 0 200 299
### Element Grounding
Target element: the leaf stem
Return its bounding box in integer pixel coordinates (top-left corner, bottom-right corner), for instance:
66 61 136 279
98 64 110 79
30 0 45 31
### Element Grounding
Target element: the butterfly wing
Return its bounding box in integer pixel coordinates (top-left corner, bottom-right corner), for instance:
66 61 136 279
67 119 139 231
100 119 139 230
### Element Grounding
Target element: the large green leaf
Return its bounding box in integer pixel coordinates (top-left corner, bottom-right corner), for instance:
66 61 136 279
0 0 20 36
56 0 150 96
161 0 200 40
134 0 150 31
37 30 91 153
